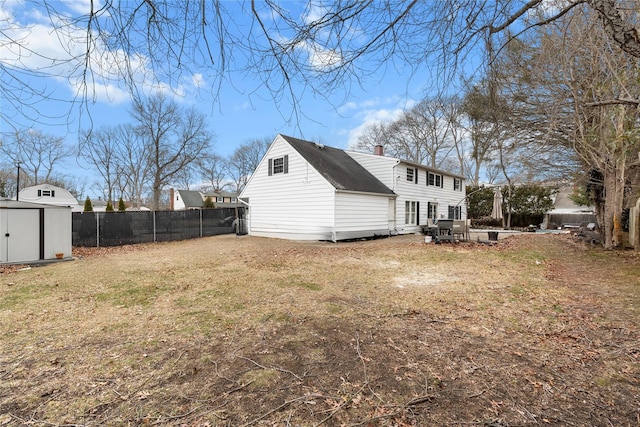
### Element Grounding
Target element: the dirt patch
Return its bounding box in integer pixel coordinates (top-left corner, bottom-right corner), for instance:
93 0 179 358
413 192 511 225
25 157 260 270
1 234 639 426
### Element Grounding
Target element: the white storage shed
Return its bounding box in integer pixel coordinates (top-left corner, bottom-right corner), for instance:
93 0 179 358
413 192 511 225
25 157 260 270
0 199 72 264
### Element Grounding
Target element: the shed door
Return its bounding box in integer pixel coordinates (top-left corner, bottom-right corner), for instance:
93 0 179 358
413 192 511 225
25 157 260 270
5 209 41 263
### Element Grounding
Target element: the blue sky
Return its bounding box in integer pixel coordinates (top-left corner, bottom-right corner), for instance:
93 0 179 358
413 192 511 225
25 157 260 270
1 0 437 194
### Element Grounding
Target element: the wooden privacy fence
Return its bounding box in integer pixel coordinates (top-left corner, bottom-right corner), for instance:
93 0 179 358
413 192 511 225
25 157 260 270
72 207 246 247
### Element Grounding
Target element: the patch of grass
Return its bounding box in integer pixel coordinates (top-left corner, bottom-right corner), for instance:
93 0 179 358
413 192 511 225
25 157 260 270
294 281 322 291
240 369 281 389
94 280 160 307
0 282 52 309
325 302 343 314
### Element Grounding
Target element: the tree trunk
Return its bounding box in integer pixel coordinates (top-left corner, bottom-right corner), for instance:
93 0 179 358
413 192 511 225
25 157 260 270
601 164 625 249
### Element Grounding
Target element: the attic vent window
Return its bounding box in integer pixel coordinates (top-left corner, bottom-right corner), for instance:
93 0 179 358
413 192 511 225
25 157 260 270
38 189 55 197
268 155 289 176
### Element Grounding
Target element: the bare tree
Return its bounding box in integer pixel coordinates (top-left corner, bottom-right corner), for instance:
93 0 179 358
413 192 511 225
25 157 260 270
496 4 640 248
3 1 639 132
355 96 460 169
0 129 71 186
461 83 500 186
132 93 213 209
228 137 271 192
197 153 230 192
78 126 126 204
116 125 152 208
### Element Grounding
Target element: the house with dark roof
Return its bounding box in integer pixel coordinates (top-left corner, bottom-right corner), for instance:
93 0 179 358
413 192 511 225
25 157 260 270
173 190 205 210
239 134 466 241
202 190 241 208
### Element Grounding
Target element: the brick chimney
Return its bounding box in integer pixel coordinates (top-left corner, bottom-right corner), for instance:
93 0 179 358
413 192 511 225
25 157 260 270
374 145 384 156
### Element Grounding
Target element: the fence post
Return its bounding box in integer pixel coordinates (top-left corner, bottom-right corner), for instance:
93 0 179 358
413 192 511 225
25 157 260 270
96 211 100 248
153 211 157 242
200 209 203 237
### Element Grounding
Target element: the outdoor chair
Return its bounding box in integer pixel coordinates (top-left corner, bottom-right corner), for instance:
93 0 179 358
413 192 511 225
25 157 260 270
453 219 470 241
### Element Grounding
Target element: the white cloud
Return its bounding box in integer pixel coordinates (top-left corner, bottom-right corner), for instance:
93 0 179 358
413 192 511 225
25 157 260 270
0 3 204 107
339 96 412 149
192 73 205 89
60 0 102 16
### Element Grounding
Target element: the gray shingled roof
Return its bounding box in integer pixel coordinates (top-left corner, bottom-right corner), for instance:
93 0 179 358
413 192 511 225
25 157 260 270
178 190 204 208
281 135 395 196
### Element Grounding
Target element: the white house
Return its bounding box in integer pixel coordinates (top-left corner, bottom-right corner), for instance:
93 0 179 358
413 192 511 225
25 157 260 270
172 189 205 210
171 189 242 210
0 199 72 263
239 134 466 241
347 148 467 234
18 184 82 211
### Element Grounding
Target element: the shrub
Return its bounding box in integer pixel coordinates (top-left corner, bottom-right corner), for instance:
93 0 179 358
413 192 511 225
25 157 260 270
203 196 215 209
118 197 126 211
106 200 114 212
83 196 93 212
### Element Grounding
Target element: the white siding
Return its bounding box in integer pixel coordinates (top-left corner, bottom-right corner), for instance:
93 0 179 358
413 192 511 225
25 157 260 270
395 165 466 233
241 135 337 240
346 151 398 188
334 192 392 240
18 184 78 207
44 208 72 259
346 152 466 234
0 201 72 263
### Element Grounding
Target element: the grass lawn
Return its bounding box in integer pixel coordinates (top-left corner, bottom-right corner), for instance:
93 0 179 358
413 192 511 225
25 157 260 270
1 233 639 426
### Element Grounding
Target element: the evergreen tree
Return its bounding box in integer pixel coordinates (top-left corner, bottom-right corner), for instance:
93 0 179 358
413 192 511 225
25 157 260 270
203 196 215 209
118 197 126 211
83 196 93 212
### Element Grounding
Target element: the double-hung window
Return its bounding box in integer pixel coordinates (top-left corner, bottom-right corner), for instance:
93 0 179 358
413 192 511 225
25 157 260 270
268 155 289 176
448 205 462 220
454 178 463 191
427 172 443 188
407 167 417 183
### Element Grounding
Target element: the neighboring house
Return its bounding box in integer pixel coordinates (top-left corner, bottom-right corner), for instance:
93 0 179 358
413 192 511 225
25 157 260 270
18 184 80 210
172 189 242 210
203 190 241 208
239 134 466 241
544 185 596 229
173 189 205 210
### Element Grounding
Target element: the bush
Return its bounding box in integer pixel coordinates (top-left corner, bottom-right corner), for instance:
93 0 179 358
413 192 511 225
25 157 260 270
83 196 93 212
118 197 126 211
106 200 114 212
203 196 215 209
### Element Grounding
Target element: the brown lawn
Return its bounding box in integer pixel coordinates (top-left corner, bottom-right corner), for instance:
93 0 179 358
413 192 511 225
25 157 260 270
0 233 639 426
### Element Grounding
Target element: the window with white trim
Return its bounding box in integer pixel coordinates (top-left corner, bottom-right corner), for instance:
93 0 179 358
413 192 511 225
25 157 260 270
427 202 438 220
405 200 419 225
268 155 289 176
454 178 463 191
427 172 443 188
448 205 462 220
406 167 414 182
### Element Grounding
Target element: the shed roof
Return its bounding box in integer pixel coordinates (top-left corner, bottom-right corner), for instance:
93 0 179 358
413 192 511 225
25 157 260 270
280 135 395 196
0 199 72 209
